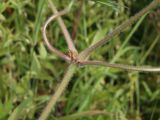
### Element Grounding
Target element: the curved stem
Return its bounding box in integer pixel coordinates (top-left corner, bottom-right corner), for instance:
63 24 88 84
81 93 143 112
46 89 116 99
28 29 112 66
38 64 76 120
79 0 159 59
80 60 160 72
48 0 77 53
43 10 71 62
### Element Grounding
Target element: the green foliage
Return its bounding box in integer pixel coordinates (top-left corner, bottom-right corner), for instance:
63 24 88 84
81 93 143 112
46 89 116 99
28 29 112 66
0 0 160 120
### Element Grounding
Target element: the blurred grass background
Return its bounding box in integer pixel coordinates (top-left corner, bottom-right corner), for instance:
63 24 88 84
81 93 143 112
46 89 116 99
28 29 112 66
0 0 160 120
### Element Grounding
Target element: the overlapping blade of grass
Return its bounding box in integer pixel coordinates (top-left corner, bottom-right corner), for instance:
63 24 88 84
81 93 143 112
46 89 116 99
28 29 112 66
32 0 45 44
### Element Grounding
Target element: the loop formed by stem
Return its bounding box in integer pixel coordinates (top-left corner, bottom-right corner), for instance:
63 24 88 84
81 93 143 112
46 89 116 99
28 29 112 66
43 10 71 62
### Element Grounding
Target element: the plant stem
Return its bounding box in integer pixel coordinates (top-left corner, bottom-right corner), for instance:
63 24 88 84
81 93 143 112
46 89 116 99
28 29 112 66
80 60 160 72
48 0 77 53
79 0 159 59
38 64 76 120
43 10 71 62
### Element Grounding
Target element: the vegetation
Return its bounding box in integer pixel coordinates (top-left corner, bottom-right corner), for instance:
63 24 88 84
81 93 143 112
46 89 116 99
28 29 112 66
0 0 160 120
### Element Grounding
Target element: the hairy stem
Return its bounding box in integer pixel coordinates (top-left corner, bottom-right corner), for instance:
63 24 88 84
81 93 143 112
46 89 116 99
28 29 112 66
48 0 77 52
80 60 160 72
79 0 159 59
38 64 76 120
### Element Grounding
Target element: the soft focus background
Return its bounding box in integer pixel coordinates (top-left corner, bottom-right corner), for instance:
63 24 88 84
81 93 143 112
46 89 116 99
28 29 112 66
0 0 160 119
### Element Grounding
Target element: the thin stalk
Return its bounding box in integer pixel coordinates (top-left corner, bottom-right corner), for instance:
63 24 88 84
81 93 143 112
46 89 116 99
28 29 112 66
108 14 146 64
38 64 76 120
43 10 71 62
79 0 159 59
80 60 160 72
48 0 77 52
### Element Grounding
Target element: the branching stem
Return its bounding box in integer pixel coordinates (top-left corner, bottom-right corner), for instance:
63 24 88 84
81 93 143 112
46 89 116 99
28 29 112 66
79 0 159 59
48 0 77 53
39 0 160 120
